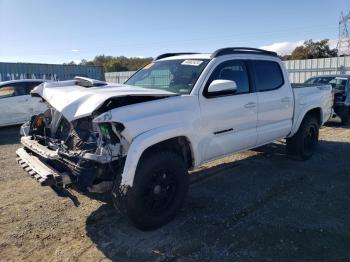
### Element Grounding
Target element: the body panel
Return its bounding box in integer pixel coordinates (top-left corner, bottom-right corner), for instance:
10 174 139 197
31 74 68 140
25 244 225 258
255 60 294 144
0 79 46 126
16 53 333 190
32 81 177 121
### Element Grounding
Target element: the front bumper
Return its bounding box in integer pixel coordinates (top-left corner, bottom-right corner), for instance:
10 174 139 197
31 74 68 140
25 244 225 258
16 147 70 187
16 136 112 190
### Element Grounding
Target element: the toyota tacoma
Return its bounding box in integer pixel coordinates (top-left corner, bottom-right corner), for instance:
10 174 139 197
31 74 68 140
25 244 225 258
16 48 333 230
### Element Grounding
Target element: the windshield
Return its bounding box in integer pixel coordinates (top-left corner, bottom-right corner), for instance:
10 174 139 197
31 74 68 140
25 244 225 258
305 76 348 91
125 59 209 94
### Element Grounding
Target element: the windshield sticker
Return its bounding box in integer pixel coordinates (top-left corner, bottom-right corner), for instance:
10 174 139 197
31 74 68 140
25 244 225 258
144 63 154 69
181 60 203 66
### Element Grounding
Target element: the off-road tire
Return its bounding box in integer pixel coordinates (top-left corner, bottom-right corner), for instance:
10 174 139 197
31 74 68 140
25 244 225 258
338 107 350 126
286 115 319 160
341 115 350 126
113 151 189 231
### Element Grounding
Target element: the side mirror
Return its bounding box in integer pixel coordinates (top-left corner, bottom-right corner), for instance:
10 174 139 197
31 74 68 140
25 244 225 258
208 79 237 94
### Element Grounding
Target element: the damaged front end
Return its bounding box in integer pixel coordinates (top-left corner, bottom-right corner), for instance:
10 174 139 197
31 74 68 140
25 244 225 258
17 106 129 193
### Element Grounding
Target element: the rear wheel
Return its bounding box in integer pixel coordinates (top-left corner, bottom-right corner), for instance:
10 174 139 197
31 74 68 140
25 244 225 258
338 107 350 126
286 115 319 160
334 105 350 126
113 151 189 231
341 115 350 126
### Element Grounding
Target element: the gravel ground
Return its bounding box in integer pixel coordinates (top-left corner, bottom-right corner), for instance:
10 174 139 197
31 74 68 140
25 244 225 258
0 121 350 261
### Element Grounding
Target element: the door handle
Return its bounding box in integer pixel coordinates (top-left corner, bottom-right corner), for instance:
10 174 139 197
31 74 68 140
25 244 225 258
281 97 291 103
244 102 257 108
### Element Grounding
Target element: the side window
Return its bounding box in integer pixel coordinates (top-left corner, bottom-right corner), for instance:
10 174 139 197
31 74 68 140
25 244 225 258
26 82 42 94
329 78 347 91
0 83 28 98
205 60 250 97
253 61 284 92
0 85 16 99
13 83 27 96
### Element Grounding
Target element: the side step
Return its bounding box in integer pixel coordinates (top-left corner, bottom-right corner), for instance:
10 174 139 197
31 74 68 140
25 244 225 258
16 148 71 187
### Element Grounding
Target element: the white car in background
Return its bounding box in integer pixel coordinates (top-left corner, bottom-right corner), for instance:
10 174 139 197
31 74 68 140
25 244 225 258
0 79 48 127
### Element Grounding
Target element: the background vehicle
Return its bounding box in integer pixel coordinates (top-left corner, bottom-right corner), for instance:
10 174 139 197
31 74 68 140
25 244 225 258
305 75 350 125
0 79 47 127
16 48 332 230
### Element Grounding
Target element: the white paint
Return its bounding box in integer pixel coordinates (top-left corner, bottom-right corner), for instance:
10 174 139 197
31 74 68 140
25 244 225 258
0 80 48 127
32 81 178 122
22 53 333 188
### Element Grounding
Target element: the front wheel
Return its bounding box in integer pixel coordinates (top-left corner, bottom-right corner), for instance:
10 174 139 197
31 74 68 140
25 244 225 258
286 115 319 160
113 151 189 231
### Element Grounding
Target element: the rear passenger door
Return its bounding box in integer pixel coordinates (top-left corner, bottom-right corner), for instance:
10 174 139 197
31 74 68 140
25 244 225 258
252 60 294 145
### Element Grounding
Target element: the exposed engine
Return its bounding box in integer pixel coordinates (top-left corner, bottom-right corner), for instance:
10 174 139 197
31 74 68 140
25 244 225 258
20 106 128 191
26 109 98 153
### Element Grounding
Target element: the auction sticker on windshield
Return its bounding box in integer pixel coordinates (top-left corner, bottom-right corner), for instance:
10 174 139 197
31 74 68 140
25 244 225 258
181 60 204 66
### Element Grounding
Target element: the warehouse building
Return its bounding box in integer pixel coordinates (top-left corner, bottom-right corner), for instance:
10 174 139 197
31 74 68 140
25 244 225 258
0 62 105 82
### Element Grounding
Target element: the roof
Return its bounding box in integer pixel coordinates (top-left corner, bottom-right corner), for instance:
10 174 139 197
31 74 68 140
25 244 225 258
0 79 47 86
157 53 212 61
156 47 278 61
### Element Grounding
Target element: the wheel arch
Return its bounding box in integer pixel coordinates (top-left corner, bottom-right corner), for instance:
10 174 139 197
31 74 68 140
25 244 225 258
290 107 323 137
139 136 194 170
304 107 322 126
119 124 197 188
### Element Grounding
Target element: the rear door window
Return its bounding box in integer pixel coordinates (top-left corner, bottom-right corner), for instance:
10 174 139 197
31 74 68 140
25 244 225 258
0 85 16 98
0 82 27 98
253 61 284 92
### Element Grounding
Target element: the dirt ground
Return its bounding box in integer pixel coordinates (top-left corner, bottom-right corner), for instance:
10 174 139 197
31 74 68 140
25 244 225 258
1 121 350 261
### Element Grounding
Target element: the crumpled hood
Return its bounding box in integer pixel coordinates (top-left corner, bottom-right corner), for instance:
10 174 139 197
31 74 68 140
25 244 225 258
32 81 177 121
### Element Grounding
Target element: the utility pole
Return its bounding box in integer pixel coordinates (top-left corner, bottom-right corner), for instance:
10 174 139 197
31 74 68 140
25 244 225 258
337 11 350 56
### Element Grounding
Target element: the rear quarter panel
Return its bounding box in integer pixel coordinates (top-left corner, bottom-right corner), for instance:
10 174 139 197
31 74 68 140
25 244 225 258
289 85 332 137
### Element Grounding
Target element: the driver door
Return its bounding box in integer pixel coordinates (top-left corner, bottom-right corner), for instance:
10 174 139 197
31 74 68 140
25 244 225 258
199 60 258 161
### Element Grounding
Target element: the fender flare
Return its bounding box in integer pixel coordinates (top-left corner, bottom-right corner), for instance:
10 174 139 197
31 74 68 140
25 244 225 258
289 106 323 137
119 123 197 187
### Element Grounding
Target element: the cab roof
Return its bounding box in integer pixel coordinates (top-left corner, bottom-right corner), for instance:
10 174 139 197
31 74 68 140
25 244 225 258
156 47 278 61
0 79 47 86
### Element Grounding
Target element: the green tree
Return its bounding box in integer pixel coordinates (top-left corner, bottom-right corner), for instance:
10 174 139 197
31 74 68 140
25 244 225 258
63 61 77 65
283 39 338 60
76 55 153 72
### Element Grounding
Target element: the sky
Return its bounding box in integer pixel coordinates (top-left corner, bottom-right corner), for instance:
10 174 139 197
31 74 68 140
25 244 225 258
0 0 349 64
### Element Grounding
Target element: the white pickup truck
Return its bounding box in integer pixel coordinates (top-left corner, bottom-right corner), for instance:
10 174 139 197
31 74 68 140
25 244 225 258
16 48 332 230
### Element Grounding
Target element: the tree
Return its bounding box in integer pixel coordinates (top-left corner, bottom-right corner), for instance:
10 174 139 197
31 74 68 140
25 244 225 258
63 61 77 65
75 55 153 72
283 39 338 60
